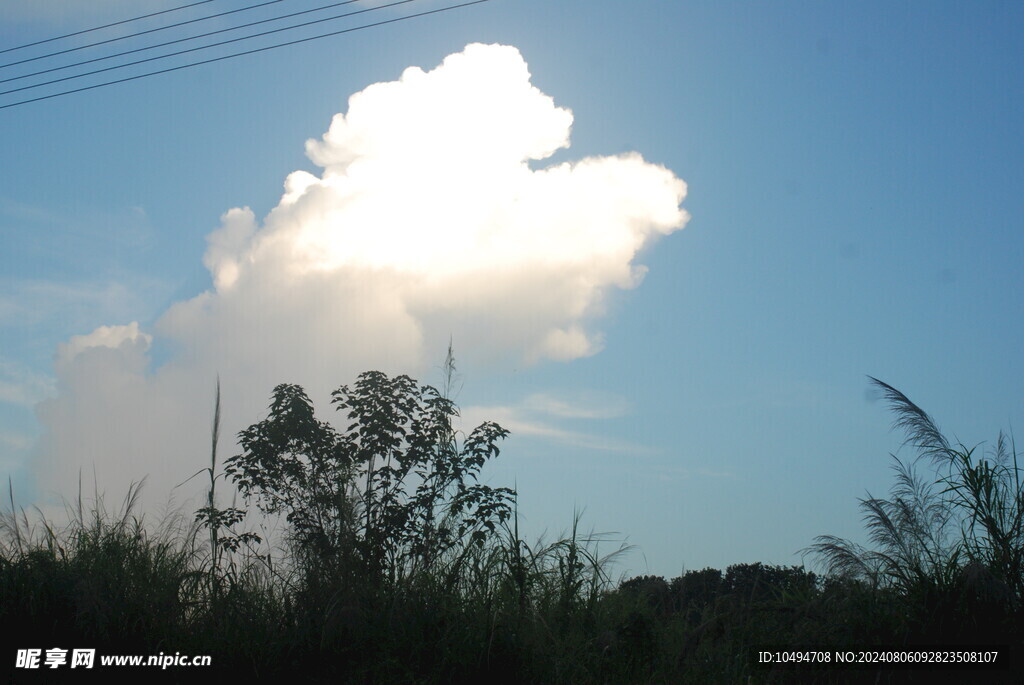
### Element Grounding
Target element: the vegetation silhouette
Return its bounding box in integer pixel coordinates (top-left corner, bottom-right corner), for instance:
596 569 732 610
1 373 1021 682
224 371 514 586
807 376 1024 647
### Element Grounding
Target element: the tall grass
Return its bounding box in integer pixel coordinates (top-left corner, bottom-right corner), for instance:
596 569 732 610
4 374 1022 682
1 491 635 681
6 485 1014 682
807 377 1024 644
1 480 203 650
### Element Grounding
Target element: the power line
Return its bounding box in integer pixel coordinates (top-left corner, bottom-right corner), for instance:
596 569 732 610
0 0 408 97
0 0 287 71
0 0 492 111
0 0 218 56
1 0 363 87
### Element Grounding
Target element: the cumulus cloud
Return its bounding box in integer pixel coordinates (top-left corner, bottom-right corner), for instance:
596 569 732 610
32 43 687 508
55 322 152 368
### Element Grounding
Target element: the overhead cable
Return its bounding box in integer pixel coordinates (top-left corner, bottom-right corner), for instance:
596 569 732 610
0 0 287 70
1 0 362 87
0 0 217 56
0 0 407 97
0 0 492 111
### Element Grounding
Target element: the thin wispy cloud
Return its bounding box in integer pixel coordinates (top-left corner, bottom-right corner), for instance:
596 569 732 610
0 431 33 450
0 279 169 339
462 391 649 454
521 391 632 420
0 357 55 408
31 43 687 508
0 199 157 266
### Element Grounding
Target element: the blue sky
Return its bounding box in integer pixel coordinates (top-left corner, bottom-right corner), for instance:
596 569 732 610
1 0 1022 578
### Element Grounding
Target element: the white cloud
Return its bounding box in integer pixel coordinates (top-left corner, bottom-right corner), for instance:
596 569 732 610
56 322 152 368
31 43 687 509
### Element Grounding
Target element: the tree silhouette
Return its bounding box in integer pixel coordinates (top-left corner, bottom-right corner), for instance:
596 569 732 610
225 368 515 585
